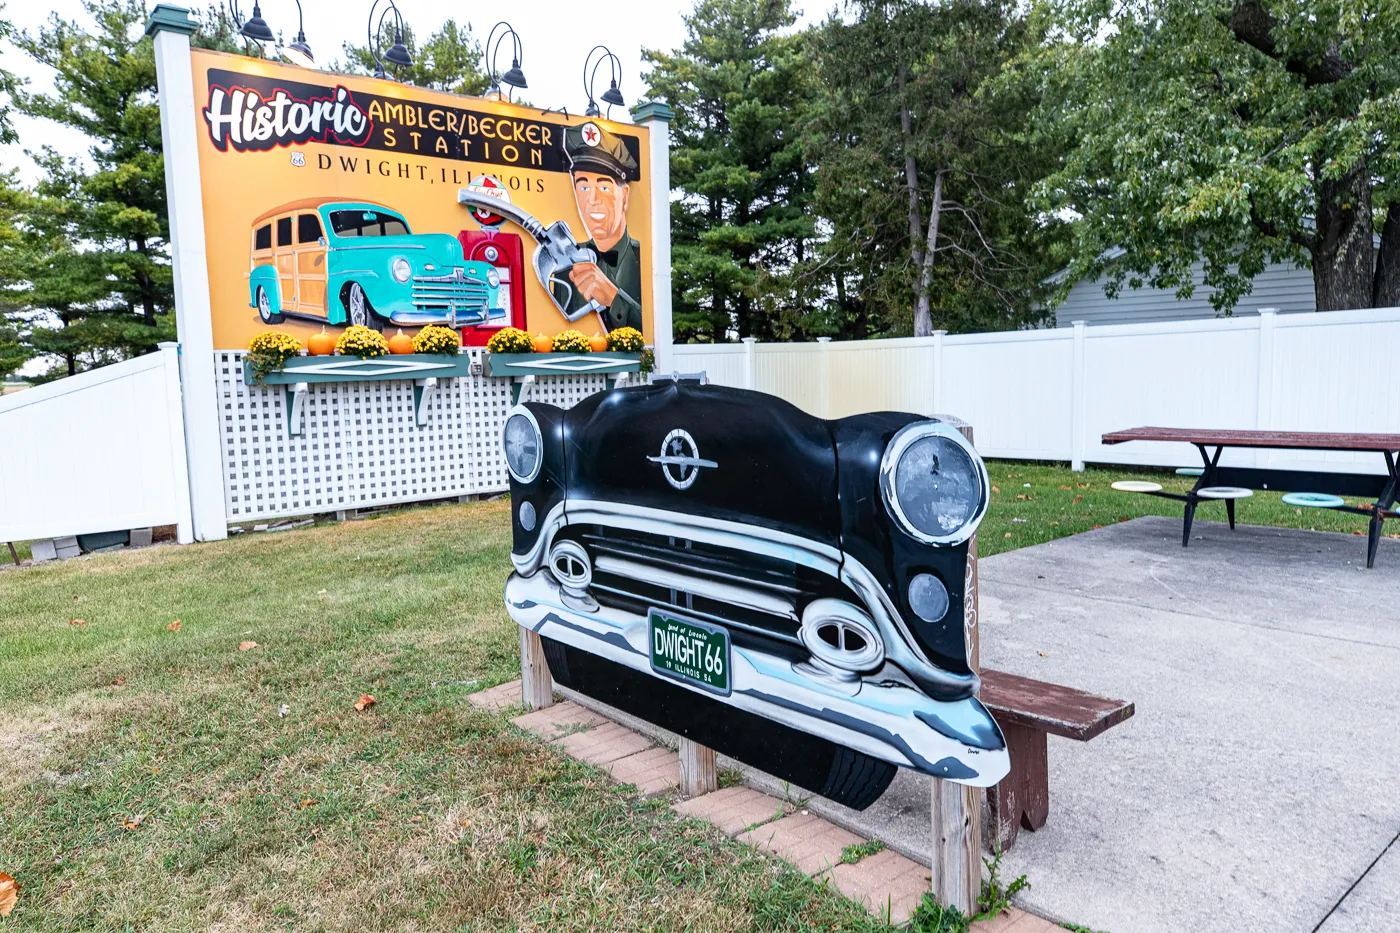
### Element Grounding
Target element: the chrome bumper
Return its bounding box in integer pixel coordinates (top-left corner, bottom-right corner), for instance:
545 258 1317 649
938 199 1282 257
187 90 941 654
505 570 1010 788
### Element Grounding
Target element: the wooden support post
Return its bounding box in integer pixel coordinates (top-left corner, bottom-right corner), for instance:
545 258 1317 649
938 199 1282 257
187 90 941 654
931 419 983 913
519 626 555 710
6 542 19 566
678 737 718 798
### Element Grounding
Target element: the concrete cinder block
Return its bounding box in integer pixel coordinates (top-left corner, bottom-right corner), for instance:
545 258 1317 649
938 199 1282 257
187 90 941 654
54 536 80 559
128 527 154 548
29 539 57 562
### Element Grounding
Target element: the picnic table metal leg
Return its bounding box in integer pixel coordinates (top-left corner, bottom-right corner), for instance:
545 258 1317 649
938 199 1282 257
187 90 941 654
1367 512 1382 569
1226 497 1237 530
1182 500 1197 547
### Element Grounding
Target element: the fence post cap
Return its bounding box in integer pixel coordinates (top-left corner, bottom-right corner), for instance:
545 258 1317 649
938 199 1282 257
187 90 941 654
816 337 832 344
145 4 197 37
933 329 949 336
741 337 757 345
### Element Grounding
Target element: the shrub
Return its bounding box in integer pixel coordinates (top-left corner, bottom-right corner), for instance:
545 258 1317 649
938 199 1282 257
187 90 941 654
412 325 460 356
486 327 534 354
336 325 389 360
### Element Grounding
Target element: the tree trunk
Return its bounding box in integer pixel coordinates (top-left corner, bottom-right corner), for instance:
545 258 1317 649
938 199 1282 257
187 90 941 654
1373 205 1400 309
897 62 932 337
915 169 946 337
1311 165 1375 311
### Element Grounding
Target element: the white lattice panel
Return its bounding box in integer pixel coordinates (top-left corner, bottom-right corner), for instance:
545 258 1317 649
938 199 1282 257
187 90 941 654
215 349 609 523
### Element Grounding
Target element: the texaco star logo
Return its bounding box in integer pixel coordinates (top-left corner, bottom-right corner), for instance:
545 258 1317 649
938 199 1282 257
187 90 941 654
647 429 718 490
581 122 601 146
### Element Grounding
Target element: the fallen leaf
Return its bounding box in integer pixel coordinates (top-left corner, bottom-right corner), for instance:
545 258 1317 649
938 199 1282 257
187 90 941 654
0 873 17 917
238 641 258 652
299 798 316 809
68 618 86 627
1003 532 1013 538
166 620 181 632
1016 494 1028 501
1038 652 1048 658
121 814 145 831
112 677 127 686
1072 495 1083 504
1077 483 1089 489
354 694 377 712
1059 485 1072 491
991 486 1001 494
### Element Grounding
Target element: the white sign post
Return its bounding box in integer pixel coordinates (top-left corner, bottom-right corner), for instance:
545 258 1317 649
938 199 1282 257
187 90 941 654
146 4 228 542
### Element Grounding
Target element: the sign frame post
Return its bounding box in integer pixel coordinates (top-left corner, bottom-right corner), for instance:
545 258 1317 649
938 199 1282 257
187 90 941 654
146 4 229 543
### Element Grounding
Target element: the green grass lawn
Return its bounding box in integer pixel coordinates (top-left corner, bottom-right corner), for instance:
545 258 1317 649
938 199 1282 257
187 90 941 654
0 501 891 932
0 459 1386 930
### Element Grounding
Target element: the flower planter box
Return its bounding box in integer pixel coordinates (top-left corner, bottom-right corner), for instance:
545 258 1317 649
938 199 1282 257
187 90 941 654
485 351 643 378
243 353 473 386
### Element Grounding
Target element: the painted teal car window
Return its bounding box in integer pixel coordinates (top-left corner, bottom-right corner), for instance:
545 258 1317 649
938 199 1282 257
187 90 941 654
253 224 271 250
276 216 292 247
328 210 409 239
297 213 322 243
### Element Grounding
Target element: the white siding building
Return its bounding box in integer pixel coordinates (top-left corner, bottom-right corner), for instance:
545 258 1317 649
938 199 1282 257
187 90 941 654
1052 257 1316 327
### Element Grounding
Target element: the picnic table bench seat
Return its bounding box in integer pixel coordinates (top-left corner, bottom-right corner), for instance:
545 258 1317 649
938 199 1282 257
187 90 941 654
980 668 1136 851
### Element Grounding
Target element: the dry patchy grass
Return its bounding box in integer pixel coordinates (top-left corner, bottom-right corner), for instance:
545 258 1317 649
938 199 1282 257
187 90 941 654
0 500 888 932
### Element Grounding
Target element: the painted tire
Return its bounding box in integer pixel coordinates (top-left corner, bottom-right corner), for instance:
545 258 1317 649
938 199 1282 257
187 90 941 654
346 283 382 331
256 286 284 324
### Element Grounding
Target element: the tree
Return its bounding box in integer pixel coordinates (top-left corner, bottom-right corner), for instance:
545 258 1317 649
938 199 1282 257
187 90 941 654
339 19 490 96
0 12 17 144
809 0 1063 337
644 0 820 342
1034 0 1400 313
8 0 175 380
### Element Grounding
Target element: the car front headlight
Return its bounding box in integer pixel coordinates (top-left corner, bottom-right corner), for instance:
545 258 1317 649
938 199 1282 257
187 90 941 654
486 268 500 288
502 406 542 484
391 257 412 283
879 422 988 546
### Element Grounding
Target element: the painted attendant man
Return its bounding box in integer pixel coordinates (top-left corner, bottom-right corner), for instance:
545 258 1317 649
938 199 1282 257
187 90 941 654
553 121 643 332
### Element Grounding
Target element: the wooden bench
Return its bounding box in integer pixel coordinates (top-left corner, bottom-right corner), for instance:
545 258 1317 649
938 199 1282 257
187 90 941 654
980 668 1135 851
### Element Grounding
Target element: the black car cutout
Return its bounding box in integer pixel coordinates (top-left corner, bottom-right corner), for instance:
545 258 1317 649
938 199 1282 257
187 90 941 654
502 381 1009 809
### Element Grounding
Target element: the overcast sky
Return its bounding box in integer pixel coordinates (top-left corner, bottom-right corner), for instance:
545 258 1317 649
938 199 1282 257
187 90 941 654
2 0 828 183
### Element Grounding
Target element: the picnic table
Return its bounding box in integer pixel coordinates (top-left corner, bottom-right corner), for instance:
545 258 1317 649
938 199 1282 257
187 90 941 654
1101 428 1400 568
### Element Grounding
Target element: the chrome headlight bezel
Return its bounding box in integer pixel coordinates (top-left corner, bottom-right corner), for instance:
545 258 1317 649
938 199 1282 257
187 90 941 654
502 404 543 484
486 268 500 288
878 421 989 547
391 256 412 283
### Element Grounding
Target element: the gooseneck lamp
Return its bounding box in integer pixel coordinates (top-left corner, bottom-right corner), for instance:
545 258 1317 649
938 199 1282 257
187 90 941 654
282 0 315 68
485 22 528 101
582 45 624 118
237 1 276 43
367 0 413 80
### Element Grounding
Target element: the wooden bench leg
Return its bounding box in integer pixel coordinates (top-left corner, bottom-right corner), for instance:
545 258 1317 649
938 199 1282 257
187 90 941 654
520 626 555 711
678 737 717 797
988 722 1049 852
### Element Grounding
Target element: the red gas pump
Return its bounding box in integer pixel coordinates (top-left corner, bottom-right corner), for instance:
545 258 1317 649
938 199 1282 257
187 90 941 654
457 229 527 346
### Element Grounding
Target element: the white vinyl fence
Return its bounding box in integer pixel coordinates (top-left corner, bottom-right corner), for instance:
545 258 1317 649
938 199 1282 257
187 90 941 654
0 344 194 543
673 307 1400 475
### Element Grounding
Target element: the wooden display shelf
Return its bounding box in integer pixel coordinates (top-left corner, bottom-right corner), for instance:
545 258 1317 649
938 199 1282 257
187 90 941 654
485 351 643 378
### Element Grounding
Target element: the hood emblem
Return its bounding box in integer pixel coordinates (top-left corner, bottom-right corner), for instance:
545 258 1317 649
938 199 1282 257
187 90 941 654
648 428 718 490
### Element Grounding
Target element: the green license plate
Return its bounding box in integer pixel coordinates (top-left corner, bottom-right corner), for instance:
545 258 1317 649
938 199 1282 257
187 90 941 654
648 609 731 696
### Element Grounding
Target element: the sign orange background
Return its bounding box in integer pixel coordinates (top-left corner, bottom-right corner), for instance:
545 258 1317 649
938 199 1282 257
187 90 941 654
188 49 653 350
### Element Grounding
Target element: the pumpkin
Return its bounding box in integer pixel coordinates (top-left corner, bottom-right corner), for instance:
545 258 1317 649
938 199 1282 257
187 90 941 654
307 327 336 356
532 332 554 353
387 329 415 354
588 332 608 353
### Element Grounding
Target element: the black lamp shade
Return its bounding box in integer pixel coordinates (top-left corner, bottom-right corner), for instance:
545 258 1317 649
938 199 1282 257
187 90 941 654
385 35 413 67
240 6 276 43
585 99 601 117
285 35 315 67
601 82 624 107
502 61 527 89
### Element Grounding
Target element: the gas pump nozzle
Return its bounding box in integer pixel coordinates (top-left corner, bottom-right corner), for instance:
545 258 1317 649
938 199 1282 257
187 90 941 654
457 188 605 322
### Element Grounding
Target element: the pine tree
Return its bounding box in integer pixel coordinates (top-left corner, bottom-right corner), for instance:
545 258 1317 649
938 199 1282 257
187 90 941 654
6 0 173 381
644 0 820 342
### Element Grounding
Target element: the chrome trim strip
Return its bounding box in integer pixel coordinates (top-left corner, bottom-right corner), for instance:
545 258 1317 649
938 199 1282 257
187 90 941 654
511 499 566 574
594 554 797 619
584 537 801 595
878 421 990 547
566 500 842 575
588 582 803 646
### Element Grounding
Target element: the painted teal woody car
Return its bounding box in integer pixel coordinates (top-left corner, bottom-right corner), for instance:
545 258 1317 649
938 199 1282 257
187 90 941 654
248 198 504 330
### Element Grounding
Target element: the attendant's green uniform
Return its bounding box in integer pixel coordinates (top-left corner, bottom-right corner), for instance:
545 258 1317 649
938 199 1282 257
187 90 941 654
554 231 642 331
556 122 644 333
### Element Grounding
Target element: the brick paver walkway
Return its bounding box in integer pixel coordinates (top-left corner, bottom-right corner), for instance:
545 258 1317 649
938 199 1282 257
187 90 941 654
484 681 1059 932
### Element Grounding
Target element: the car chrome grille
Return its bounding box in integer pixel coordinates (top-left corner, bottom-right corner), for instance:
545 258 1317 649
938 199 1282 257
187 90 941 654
411 270 489 314
567 525 858 648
